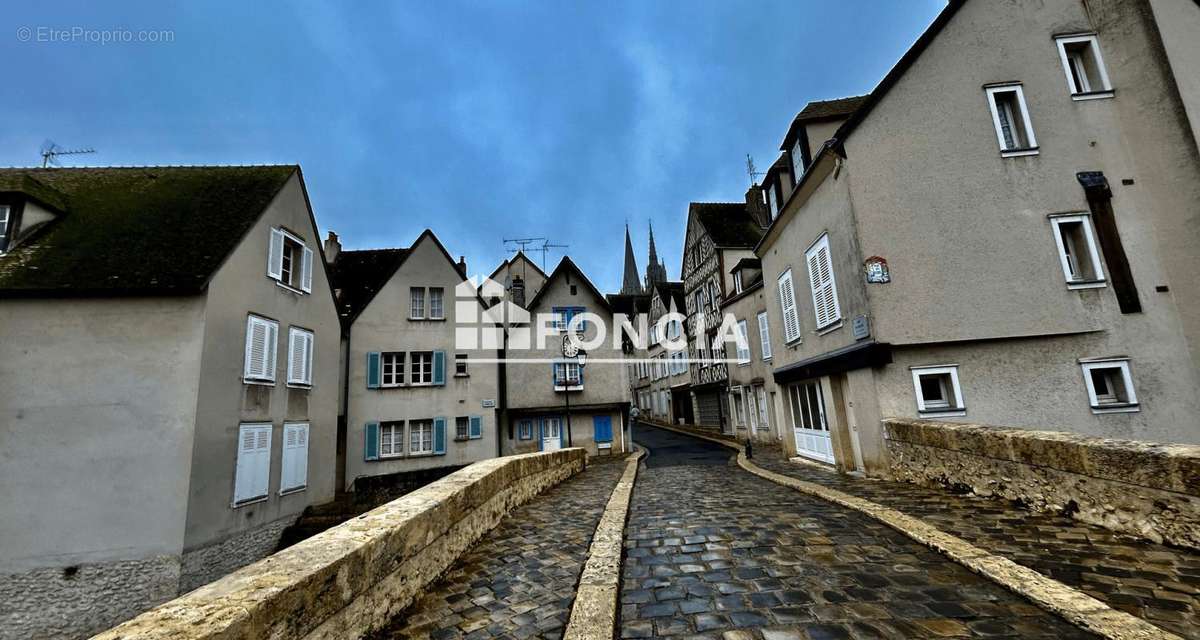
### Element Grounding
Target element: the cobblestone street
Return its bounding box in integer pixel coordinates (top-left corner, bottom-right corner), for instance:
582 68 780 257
371 457 627 640
621 426 1098 639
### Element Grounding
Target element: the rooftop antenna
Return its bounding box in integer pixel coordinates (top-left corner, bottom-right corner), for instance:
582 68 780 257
538 239 569 271
746 154 762 184
503 237 546 256
41 140 96 168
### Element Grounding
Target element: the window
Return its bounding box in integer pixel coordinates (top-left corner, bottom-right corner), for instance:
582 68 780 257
411 351 434 385
777 269 801 343
910 365 966 417
768 185 779 220
985 84 1038 157
455 354 468 376
518 420 533 440
732 388 746 426
456 416 470 440
268 228 313 293
1081 359 1138 413
708 281 720 309
410 287 426 319
1056 34 1113 99
790 139 806 183
0 205 10 252
805 234 842 330
381 352 406 387
555 361 582 388
733 271 743 295
233 424 271 505
553 306 587 332
244 315 278 383
757 312 773 360
286 327 314 387
410 420 434 455
429 287 445 319
746 388 758 430
1050 214 1106 288
756 385 769 429
280 423 309 494
735 320 751 364
380 421 405 457
694 290 704 316
788 382 828 432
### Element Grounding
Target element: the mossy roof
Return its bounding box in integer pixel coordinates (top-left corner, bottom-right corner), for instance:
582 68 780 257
0 165 297 296
329 248 410 324
691 202 764 248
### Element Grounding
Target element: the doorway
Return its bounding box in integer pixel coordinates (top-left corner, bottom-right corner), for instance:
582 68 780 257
787 380 834 463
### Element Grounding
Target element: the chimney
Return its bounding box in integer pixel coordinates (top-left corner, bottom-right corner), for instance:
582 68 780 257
457 255 467 276
323 231 341 263
745 184 769 228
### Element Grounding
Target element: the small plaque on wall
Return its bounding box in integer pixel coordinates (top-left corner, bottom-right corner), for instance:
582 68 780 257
482 399 496 408
852 315 870 340
864 256 890 284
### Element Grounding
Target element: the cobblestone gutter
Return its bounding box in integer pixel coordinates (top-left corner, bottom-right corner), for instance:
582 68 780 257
883 418 1200 551
644 421 1183 640
89 449 587 640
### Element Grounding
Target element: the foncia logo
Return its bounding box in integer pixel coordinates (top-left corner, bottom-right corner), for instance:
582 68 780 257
455 276 750 365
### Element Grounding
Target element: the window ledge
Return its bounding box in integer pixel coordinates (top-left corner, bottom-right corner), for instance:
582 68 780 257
554 385 584 392
286 383 312 390
815 320 844 336
408 452 438 458
1072 90 1114 101
454 373 470 378
1001 147 1040 158
244 378 276 387
737 361 751 367
274 280 308 295
454 436 470 442
918 409 967 418
279 486 306 497
1067 279 1107 290
231 495 269 509
1091 403 1140 415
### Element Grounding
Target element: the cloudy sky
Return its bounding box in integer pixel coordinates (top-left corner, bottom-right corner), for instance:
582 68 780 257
1 1 944 291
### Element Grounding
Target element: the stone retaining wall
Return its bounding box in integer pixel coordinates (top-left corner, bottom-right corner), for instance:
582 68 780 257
90 448 587 640
882 418 1200 550
179 515 297 593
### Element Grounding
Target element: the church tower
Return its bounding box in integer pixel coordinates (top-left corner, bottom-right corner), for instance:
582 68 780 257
645 221 668 288
620 223 643 295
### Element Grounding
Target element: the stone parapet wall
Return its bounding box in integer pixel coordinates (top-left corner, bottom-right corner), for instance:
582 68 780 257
91 448 587 640
179 515 296 593
882 418 1200 550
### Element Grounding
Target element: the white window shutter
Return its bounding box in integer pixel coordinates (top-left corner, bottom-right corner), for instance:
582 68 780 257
265 322 278 381
245 317 277 381
758 312 772 360
300 246 314 293
778 270 800 343
806 235 840 328
268 228 285 281
295 425 308 489
235 424 271 503
304 332 314 385
254 426 271 498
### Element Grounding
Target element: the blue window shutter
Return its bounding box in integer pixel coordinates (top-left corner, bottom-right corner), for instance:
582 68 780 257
538 419 544 451
560 419 567 448
364 422 379 460
579 364 585 386
552 363 559 386
366 352 381 389
593 415 612 442
433 351 446 386
433 417 446 454
470 416 482 439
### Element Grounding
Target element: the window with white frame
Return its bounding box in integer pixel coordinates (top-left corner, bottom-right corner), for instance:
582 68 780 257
777 269 801 343
756 385 769 429
0 204 11 252
410 287 426 319
233 423 271 505
735 319 751 364
411 351 434 385
429 287 445 319
280 422 309 493
985 84 1038 156
790 139 806 182
757 312 773 360
381 352 405 386
1055 34 1113 99
456 416 470 440
732 388 746 426
287 327 314 387
555 361 582 387
805 234 842 329
244 315 278 383
455 353 468 376
1050 214 1106 288
746 388 758 430
768 184 779 220
518 420 533 440
910 365 966 417
1080 358 1138 413
733 271 743 294
410 420 434 454
268 228 313 293
380 421 404 457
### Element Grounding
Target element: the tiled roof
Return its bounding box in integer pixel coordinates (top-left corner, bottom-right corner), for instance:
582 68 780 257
691 202 764 248
330 248 410 323
781 95 869 150
0 165 297 295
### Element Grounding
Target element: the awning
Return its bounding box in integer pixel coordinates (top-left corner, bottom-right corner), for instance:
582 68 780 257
772 341 892 385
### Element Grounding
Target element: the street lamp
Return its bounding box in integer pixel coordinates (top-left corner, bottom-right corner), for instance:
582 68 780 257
561 334 586 448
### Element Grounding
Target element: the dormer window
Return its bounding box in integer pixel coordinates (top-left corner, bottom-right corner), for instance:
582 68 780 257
268 228 313 293
790 140 805 181
0 205 10 253
733 271 743 295
767 184 779 220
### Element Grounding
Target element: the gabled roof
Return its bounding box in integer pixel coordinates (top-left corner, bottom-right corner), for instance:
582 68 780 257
781 95 869 151
329 248 410 323
729 258 761 273
488 250 548 283
527 256 613 313
650 281 684 312
0 165 298 296
690 202 764 248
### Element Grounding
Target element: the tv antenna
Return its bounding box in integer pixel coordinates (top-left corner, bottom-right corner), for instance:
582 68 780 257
538 240 569 271
746 154 762 184
503 237 546 255
41 140 96 168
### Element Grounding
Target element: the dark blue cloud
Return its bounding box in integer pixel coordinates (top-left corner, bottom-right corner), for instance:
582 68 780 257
1 1 944 291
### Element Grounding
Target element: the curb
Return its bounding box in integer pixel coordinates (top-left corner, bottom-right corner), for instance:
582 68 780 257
642 422 1180 640
563 448 644 640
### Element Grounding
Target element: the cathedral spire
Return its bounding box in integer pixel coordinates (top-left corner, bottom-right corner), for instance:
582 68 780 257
644 221 668 288
620 223 643 295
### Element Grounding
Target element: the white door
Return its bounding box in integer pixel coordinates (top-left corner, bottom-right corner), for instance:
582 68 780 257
788 381 834 463
542 417 562 451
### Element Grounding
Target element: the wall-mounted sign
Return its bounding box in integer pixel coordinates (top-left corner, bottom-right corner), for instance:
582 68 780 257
482 399 496 409
852 315 871 340
864 256 890 284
